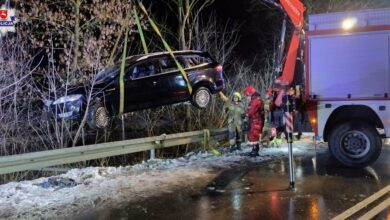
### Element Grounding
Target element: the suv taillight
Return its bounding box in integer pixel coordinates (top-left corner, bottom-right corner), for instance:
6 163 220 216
215 65 223 73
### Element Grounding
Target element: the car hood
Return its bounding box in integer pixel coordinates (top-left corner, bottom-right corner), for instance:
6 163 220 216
45 68 119 104
95 66 120 83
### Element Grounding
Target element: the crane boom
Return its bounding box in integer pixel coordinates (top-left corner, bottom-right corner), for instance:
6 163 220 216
265 0 306 86
280 0 305 29
263 0 305 107
274 0 305 86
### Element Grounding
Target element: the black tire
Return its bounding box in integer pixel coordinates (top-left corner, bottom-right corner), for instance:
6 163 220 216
87 104 110 129
191 87 212 109
328 121 382 168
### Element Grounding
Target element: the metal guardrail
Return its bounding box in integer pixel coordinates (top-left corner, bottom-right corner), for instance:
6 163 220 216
0 128 227 175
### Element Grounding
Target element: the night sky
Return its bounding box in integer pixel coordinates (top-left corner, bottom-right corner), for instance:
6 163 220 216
209 0 390 62
148 0 284 64
149 0 390 64
213 0 283 62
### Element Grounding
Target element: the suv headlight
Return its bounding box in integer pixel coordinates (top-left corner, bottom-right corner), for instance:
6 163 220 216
43 99 53 107
53 94 83 105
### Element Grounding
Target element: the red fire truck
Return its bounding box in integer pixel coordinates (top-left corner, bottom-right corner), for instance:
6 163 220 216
269 0 389 167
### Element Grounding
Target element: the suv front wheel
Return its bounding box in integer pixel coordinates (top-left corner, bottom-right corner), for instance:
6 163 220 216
87 104 110 129
192 87 211 109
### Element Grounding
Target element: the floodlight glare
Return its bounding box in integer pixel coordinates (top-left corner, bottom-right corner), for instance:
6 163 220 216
342 17 357 30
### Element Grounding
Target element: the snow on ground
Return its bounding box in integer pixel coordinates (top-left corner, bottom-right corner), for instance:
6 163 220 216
0 136 326 220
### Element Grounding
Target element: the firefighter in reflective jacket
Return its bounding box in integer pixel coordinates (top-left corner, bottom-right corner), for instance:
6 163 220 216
262 88 275 146
244 86 264 157
219 92 245 152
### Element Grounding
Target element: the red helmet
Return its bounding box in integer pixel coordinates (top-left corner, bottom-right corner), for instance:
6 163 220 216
244 86 256 96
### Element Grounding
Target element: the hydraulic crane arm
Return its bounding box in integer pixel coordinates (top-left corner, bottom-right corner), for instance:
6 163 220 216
276 0 305 86
280 0 305 29
272 0 305 86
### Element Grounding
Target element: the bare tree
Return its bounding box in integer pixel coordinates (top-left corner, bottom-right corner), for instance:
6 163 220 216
192 12 240 67
164 0 215 50
0 35 40 155
17 0 141 81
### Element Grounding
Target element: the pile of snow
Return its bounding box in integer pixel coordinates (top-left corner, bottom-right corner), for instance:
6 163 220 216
0 137 324 219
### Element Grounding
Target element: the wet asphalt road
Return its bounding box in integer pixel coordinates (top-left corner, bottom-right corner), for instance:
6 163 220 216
83 146 390 220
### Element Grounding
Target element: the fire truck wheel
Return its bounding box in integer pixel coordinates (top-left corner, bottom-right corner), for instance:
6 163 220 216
329 121 382 168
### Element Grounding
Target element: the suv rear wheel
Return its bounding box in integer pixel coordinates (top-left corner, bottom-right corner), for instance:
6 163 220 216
87 104 110 129
192 87 211 108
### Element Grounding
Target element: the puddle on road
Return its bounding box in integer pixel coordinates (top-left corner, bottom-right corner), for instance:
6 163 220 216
79 148 390 220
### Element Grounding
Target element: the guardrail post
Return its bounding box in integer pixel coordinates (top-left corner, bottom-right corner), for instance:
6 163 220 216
81 127 85 146
203 129 210 151
151 140 161 160
121 115 125 140
150 148 155 160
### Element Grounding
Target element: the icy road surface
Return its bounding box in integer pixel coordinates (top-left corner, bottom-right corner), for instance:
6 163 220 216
0 136 322 219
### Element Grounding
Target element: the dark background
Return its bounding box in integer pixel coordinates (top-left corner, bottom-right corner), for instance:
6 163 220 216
147 0 390 64
213 0 282 62
147 0 283 63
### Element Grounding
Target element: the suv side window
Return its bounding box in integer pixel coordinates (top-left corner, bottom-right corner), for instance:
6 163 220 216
181 55 212 68
158 56 177 74
130 61 157 79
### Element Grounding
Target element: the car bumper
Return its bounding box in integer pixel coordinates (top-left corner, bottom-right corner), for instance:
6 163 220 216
47 99 83 120
214 79 225 92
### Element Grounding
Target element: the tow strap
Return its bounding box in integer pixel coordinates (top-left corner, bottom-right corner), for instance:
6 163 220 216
138 1 192 94
117 2 193 115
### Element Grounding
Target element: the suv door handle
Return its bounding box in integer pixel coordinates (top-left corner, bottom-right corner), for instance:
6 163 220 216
153 81 157 85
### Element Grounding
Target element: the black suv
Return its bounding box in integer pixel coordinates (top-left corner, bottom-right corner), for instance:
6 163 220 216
46 51 225 129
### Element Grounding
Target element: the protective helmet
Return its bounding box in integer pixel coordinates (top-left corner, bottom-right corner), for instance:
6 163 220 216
244 86 256 96
233 92 242 101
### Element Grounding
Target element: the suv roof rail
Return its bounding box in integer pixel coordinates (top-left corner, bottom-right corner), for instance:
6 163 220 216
125 50 208 62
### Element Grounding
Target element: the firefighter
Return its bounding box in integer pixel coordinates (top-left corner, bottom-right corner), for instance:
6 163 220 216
242 93 250 144
243 86 264 157
219 92 245 152
261 88 275 146
271 88 287 145
294 85 305 140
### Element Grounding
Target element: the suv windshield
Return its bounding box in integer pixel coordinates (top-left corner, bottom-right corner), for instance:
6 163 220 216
95 66 120 81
